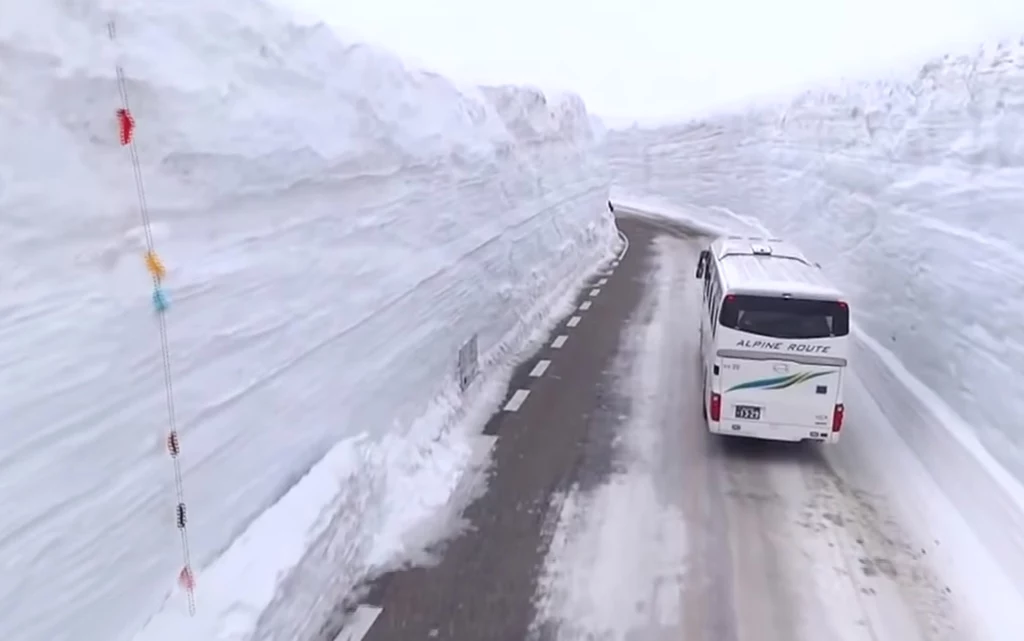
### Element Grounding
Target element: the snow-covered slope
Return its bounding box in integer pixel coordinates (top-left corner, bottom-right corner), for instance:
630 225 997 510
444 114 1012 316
0 1 617 640
607 39 1024 486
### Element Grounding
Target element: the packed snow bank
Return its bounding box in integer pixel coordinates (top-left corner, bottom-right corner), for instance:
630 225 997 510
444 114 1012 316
607 39 1024 486
0 1 617 640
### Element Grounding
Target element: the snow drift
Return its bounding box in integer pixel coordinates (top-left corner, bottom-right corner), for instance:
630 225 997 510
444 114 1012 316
607 39 1024 486
0 1 616 640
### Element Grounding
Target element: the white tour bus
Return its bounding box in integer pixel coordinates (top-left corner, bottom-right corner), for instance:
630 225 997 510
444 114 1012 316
695 237 850 443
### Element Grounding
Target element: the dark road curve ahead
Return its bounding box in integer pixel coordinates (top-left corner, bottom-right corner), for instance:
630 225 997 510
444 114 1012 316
341 215 681 641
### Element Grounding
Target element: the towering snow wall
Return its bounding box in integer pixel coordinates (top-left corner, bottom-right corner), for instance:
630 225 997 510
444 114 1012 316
0 1 616 640
607 40 1024 484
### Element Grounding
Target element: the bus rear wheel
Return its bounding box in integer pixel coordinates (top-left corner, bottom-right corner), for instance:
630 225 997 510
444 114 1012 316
701 383 707 420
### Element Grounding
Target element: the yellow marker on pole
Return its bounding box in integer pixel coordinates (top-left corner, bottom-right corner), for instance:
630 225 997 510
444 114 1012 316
145 250 166 281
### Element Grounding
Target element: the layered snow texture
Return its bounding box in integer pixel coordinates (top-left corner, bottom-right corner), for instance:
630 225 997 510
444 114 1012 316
0 1 616 640
607 39 1024 486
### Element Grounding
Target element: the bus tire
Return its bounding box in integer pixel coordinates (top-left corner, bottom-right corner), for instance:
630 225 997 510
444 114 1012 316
701 380 707 420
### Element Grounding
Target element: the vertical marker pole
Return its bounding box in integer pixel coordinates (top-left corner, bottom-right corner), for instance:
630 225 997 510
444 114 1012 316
108 20 196 615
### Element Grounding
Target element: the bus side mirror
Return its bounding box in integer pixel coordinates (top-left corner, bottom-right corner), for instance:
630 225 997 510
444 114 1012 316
695 251 708 279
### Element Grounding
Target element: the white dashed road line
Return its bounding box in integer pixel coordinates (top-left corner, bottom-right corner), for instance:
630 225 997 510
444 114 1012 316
529 360 551 377
503 389 530 412
500 244 623 416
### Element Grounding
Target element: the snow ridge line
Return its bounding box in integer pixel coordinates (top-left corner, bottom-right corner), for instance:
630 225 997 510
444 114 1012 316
108 19 197 614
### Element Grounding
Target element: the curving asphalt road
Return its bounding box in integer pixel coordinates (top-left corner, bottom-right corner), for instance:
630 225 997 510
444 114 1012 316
336 214 980 641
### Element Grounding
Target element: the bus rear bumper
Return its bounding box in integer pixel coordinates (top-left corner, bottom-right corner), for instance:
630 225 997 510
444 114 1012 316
707 418 839 444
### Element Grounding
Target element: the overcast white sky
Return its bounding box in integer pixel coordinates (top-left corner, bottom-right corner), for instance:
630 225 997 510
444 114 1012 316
282 0 1024 123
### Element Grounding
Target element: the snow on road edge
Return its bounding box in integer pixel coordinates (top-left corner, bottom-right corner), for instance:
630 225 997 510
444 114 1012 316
532 233 691 640
834 341 1024 641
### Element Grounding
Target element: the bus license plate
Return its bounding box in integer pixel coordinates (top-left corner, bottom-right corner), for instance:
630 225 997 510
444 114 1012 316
735 405 761 420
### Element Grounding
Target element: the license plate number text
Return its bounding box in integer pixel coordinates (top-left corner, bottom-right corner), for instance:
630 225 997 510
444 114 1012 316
735 405 761 420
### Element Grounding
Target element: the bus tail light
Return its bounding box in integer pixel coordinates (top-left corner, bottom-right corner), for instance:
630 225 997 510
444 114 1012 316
710 392 722 422
832 403 845 432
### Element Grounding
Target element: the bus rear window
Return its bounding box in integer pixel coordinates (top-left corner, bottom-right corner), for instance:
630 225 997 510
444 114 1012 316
719 295 849 339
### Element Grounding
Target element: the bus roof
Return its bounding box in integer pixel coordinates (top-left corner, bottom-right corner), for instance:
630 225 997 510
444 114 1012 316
710 236 844 301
